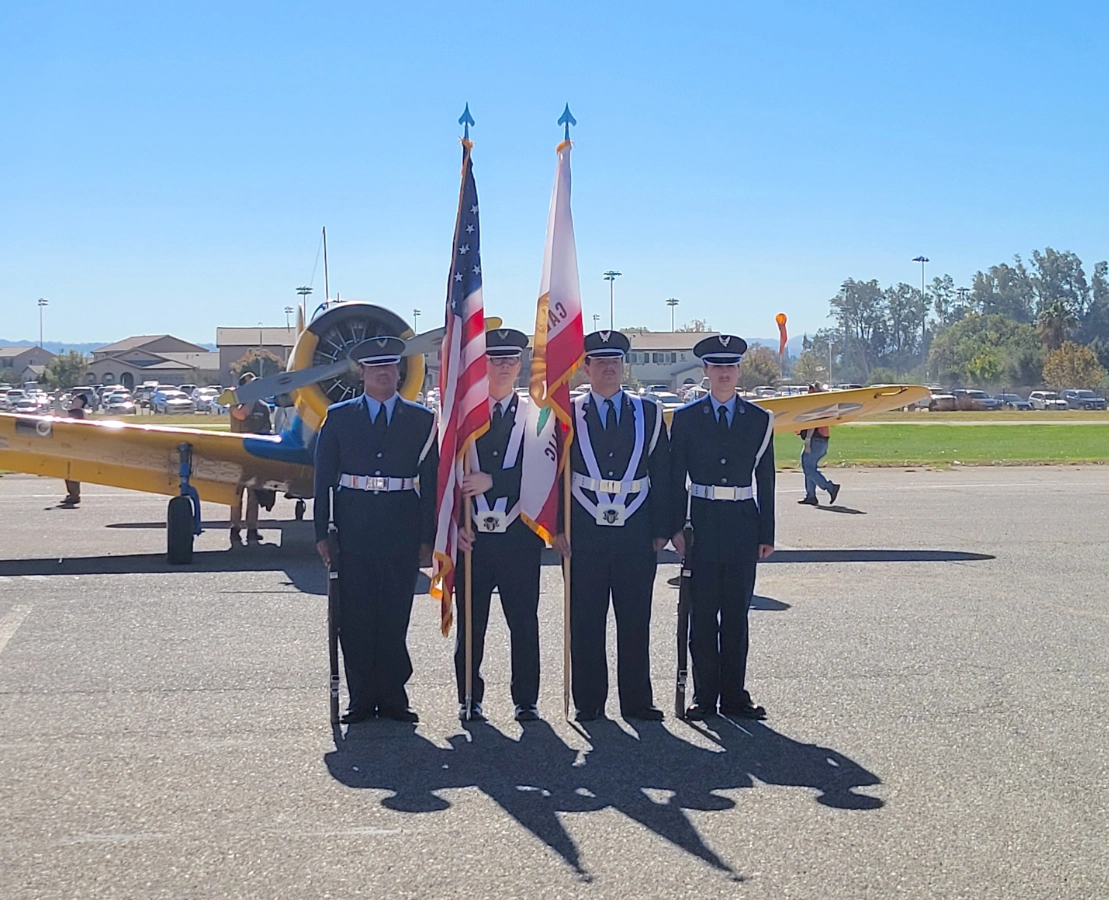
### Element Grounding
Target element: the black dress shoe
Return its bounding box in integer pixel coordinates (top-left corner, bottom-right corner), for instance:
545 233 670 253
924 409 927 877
575 709 604 722
624 707 665 721
378 707 419 723
514 704 539 721
721 702 767 720
827 483 840 504
683 703 717 721
340 708 375 724
459 702 486 721
797 496 819 506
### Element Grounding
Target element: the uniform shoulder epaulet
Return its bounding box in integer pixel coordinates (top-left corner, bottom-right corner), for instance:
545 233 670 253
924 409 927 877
326 396 359 414
398 396 432 416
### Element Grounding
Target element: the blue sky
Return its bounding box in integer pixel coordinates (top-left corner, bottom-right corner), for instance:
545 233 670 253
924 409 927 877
3 1 1107 345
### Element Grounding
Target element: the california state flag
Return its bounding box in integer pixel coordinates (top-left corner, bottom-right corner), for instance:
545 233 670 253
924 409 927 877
525 138 584 539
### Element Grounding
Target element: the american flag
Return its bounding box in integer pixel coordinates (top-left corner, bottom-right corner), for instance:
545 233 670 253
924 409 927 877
430 140 489 635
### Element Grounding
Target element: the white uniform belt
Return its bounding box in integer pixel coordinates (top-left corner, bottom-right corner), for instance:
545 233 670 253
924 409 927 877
339 474 416 492
571 472 650 495
690 483 754 501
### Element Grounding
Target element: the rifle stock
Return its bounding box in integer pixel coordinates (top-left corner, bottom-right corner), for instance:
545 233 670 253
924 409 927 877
675 523 694 719
327 530 341 725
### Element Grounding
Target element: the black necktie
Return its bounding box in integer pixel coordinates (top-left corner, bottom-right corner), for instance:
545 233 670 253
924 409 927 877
491 402 504 428
717 404 729 432
605 398 616 430
372 405 387 435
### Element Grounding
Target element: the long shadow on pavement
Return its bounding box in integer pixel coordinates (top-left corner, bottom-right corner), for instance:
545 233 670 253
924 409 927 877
324 716 882 881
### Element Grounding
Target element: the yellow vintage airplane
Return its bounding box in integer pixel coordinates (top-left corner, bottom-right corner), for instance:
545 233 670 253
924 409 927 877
0 300 928 563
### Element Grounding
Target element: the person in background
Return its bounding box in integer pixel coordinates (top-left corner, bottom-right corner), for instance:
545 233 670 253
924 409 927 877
60 393 88 506
229 371 273 544
797 383 839 506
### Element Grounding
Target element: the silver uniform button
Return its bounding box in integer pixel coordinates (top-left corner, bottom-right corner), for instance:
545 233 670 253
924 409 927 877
492 450 499 457
720 458 726 464
721 477 728 483
376 452 383 458
375 470 381 476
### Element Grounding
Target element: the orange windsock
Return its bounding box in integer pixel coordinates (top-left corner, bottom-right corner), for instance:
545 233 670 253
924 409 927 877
775 313 788 355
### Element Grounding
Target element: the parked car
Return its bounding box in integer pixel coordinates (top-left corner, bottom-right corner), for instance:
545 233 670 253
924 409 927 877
643 391 685 411
1028 390 1068 410
952 389 1002 411
151 389 196 414
928 390 957 412
104 392 137 415
1059 389 1107 411
3 389 26 410
135 382 161 409
179 384 199 398
12 398 38 413
994 393 1032 411
193 387 221 412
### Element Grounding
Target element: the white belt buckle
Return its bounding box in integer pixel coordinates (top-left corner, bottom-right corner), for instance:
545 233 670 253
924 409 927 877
595 502 627 526
710 485 734 501
597 478 623 494
372 477 390 491
474 510 507 534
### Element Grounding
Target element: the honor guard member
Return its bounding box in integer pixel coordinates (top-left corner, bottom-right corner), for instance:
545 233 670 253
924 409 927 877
454 327 544 722
313 335 439 724
554 330 672 722
669 335 775 721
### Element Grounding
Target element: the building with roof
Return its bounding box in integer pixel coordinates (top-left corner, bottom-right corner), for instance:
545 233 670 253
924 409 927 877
215 327 298 383
85 335 219 389
624 331 720 389
0 346 56 381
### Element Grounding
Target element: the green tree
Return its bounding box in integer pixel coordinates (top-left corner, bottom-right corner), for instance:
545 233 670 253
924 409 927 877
1031 248 1089 320
230 349 285 379
738 345 779 389
971 258 1036 322
1038 299 1076 352
1042 341 1107 389
830 279 886 380
927 313 1040 387
44 350 89 388
676 319 712 333
791 350 826 384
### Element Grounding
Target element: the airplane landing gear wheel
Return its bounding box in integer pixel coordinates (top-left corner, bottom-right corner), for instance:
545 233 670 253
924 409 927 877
167 495 195 565
295 499 306 521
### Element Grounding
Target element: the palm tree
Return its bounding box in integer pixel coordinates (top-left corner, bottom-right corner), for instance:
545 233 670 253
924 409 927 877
1038 299 1076 352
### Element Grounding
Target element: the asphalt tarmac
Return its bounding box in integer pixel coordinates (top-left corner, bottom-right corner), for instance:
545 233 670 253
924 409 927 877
1 467 1107 899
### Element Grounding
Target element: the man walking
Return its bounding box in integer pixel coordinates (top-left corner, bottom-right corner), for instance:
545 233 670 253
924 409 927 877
313 336 438 724
454 327 544 722
797 383 839 506
553 330 671 722
61 392 88 506
669 335 775 721
229 371 273 544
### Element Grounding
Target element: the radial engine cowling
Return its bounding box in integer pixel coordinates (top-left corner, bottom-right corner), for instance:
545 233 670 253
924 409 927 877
288 302 425 432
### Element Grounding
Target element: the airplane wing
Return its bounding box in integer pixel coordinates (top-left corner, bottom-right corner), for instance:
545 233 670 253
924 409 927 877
754 385 930 431
0 413 313 506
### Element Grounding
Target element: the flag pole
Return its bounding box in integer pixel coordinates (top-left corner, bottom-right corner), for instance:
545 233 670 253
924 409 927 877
562 455 572 720
463 452 474 721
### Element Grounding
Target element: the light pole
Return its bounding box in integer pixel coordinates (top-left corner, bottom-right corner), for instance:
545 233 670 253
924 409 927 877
592 313 600 330
913 255 929 351
37 298 48 348
666 297 679 332
602 270 622 329
296 285 313 322
284 306 294 329
413 308 421 331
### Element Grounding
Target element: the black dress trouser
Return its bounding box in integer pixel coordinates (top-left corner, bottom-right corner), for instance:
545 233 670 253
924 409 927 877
570 546 657 716
338 552 418 714
689 553 758 710
453 539 542 707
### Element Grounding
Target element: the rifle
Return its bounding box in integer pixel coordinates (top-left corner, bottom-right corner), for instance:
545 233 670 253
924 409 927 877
327 529 341 725
675 522 694 719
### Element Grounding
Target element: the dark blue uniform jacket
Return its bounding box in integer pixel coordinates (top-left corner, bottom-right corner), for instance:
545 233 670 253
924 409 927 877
313 394 439 557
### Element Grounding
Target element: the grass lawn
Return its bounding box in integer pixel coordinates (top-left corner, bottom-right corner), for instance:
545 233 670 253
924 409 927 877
777 424 1109 467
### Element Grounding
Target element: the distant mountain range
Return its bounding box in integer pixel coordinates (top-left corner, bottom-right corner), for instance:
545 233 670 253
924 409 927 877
746 336 806 357
0 340 217 353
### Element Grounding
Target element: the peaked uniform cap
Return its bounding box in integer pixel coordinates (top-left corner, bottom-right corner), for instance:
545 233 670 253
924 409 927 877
350 335 406 366
583 330 631 358
694 334 748 364
485 327 529 357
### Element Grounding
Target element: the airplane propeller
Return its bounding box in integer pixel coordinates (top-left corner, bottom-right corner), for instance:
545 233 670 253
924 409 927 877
218 326 447 407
